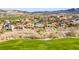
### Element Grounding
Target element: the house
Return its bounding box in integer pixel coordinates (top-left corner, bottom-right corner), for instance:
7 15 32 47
70 19 79 25
22 18 34 28
34 22 45 28
24 23 34 28
3 20 12 30
59 21 66 28
13 25 23 30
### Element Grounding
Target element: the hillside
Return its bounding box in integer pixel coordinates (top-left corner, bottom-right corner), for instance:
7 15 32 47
0 9 79 40
0 9 31 17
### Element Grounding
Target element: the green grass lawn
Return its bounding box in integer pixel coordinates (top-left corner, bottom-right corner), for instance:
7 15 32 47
0 38 79 50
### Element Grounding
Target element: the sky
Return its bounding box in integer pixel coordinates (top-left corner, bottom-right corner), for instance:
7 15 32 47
0 8 69 12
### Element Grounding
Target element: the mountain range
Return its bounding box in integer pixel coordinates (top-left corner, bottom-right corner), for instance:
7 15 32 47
0 8 79 14
33 8 79 14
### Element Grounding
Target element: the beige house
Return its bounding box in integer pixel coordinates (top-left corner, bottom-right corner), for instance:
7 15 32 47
24 23 34 28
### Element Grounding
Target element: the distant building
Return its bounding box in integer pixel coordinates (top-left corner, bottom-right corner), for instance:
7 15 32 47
25 23 34 28
60 21 66 28
13 25 23 30
34 22 45 28
3 20 12 30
